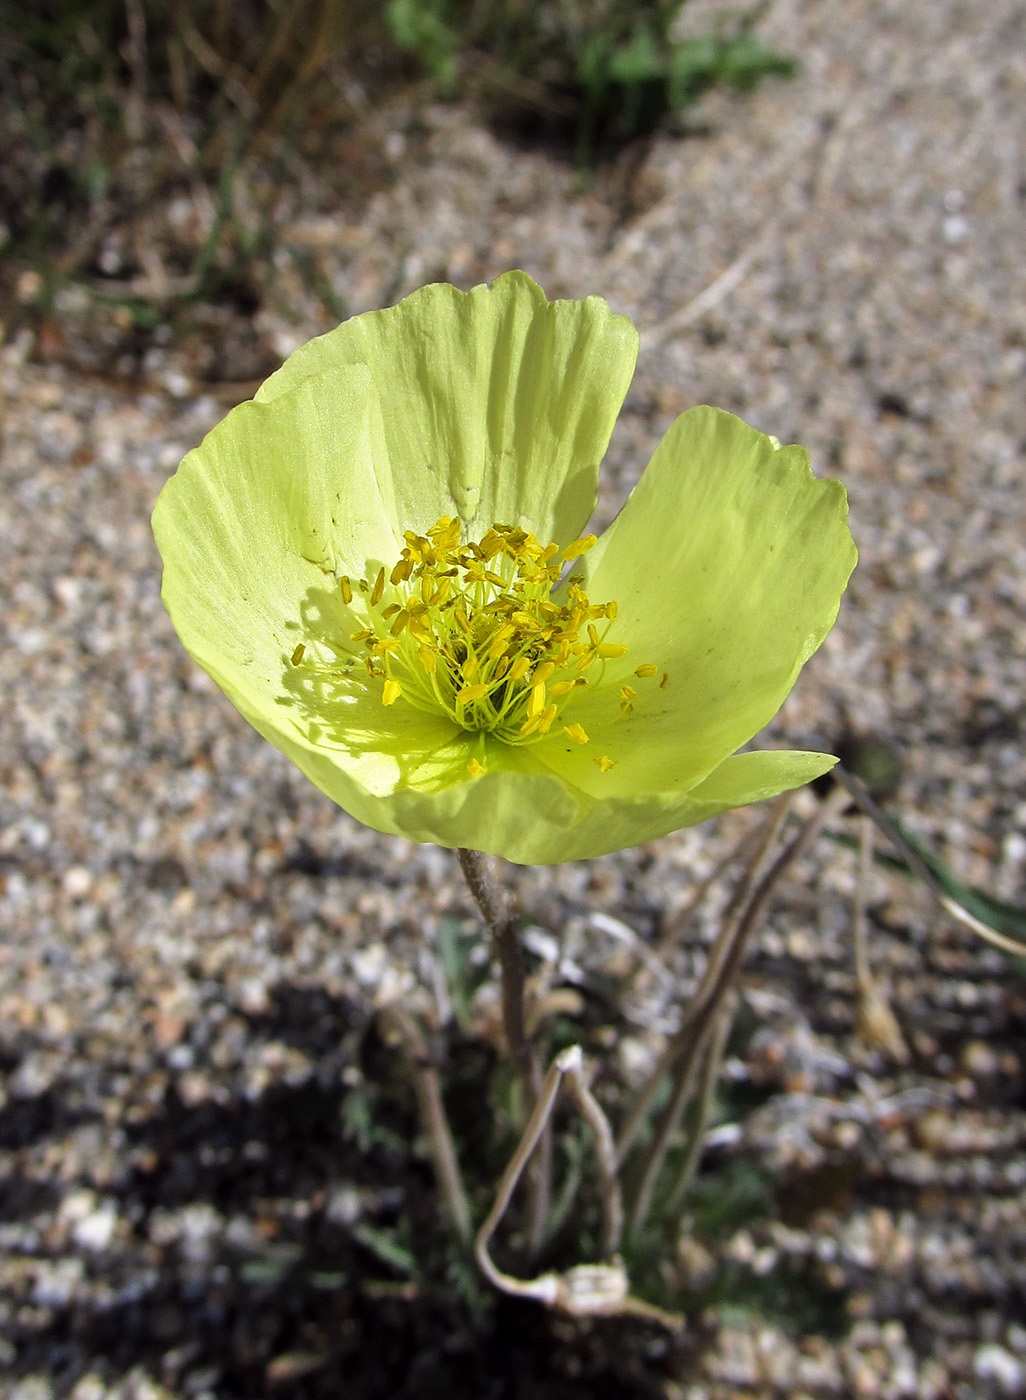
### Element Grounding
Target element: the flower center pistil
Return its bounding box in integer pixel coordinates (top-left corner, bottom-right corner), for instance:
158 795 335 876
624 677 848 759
331 517 660 759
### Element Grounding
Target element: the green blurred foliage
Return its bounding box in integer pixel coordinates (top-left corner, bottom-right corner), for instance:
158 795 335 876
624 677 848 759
0 0 377 293
0 0 792 354
384 0 794 153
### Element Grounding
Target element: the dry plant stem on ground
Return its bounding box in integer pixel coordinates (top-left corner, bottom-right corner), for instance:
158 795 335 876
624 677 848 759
456 847 551 1254
853 813 874 993
626 784 852 1238
474 1047 578 1303
615 792 793 1168
562 1056 624 1258
378 1003 473 1245
401 776 1006 1304
834 766 1026 958
474 1046 683 1328
457 789 856 1276
654 815 772 956
850 812 909 1063
665 993 737 1214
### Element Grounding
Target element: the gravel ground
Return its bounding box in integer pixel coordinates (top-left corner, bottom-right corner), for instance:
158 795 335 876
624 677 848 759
2 0 1025 1396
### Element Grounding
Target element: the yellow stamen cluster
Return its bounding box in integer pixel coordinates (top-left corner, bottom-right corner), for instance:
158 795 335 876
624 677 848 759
337 516 650 751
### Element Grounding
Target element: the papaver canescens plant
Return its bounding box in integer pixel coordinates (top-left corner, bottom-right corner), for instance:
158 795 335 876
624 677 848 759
152 272 855 864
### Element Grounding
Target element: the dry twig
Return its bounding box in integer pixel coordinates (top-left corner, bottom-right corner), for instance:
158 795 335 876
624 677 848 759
616 793 792 1167
626 786 850 1237
378 1004 472 1246
475 1047 682 1330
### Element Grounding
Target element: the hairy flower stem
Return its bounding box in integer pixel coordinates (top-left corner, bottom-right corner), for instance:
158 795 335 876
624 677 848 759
626 785 850 1238
457 849 533 1083
457 847 551 1254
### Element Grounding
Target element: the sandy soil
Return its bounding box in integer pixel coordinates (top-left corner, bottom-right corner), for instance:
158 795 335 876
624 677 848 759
2 1 1025 1395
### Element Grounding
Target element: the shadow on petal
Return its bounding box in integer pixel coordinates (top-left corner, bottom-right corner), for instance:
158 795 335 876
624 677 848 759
275 579 477 795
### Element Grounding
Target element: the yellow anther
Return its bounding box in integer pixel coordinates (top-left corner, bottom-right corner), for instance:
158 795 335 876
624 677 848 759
635 664 658 678
620 685 636 702
467 758 486 777
561 533 597 561
340 577 353 605
488 624 515 658
332 515 657 746
290 643 305 665
596 755 615 772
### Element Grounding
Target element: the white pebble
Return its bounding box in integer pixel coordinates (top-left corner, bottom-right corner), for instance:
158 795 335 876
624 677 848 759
72 1201 119 1252
974 1344 1023 1394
